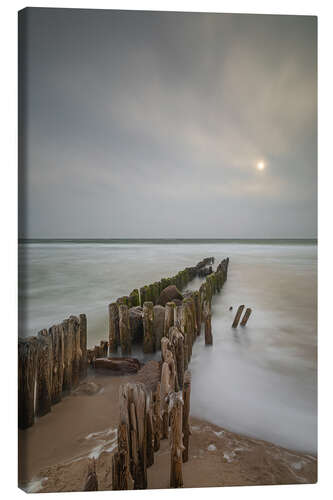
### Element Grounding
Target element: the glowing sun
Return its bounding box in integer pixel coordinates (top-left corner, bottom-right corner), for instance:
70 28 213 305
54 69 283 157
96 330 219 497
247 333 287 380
257 161 265 171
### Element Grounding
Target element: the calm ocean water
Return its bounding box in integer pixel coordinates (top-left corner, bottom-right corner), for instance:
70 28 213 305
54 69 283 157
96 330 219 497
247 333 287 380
18 239 317 454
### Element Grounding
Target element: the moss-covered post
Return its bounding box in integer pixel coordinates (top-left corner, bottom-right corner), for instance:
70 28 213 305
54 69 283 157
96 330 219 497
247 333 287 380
143 301 155 353
119 304 131 355
108 303 119 354
129 289 140 307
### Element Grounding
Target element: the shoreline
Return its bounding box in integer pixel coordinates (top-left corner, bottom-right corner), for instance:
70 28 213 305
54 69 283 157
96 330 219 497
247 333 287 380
19 369 317 492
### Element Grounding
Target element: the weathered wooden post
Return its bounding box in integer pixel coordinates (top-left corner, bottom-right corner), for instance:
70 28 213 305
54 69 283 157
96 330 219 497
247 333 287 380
70 316 80 389
241 307 252 326
169 391 184 488
36 330 52 417
83 458 98 491
170 327 185 390
193 290 201 336
232 305 245 328
160 361 170 439
146 399 154 467
164 301 175 338
109 302 119 353
182 370 191 463
63 319 73 392
119 304 132 355
203 300 213 345
51 323 64 404
153 382 161 452
79 314 87 379
18 336 38 429
143 302 155 353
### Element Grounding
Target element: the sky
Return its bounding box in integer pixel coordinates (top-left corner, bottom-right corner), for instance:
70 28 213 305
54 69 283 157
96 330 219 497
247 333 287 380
19 8 317 239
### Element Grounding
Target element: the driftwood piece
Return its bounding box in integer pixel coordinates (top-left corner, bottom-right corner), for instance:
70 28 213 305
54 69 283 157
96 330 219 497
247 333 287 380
169 391 184 488
232 305 245 328
182 370 191 462
83 458 98 491
108 303 119 353
143 302 155 353
203 300 213 345
119 304 132 355
18 337 38 429
93 357 140 373
241 307 252 326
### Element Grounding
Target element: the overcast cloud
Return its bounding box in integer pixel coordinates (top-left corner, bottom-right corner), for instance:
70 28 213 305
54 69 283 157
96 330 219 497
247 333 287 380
19 8 317 238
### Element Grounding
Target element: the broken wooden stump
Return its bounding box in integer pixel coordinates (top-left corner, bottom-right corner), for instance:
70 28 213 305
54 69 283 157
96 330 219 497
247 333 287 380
232 305 245 328
83 458 98 491
143 301 155 353
119 304 132 355
241 307 252 326
169 391 184 488
108 302 119 354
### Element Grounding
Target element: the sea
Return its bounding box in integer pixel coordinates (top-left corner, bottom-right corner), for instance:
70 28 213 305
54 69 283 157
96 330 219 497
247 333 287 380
18 239 317 454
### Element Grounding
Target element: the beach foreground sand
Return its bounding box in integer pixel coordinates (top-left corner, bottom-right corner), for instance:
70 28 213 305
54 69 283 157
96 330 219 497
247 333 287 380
19 366 317 492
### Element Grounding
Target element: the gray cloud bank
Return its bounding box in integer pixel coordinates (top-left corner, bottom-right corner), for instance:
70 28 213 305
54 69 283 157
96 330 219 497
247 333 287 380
19 9 317 238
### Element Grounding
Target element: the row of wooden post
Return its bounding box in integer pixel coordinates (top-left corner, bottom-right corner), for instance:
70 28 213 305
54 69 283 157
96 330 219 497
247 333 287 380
18 314 87 429
108 258 215 354
109 257 229 490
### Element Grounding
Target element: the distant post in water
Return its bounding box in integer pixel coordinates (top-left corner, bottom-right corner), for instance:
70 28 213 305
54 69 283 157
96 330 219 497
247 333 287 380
240 307 252 326
232 305 245 328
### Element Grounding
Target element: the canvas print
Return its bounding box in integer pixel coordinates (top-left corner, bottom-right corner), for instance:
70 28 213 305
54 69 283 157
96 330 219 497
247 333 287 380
18 8 317 492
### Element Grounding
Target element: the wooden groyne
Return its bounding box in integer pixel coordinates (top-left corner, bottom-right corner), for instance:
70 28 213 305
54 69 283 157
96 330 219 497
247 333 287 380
108 256 229 490
18 314 87 429
18 256 229 434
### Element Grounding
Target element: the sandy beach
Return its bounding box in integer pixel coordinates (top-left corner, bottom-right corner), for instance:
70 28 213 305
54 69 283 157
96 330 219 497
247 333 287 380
19 366 317 492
